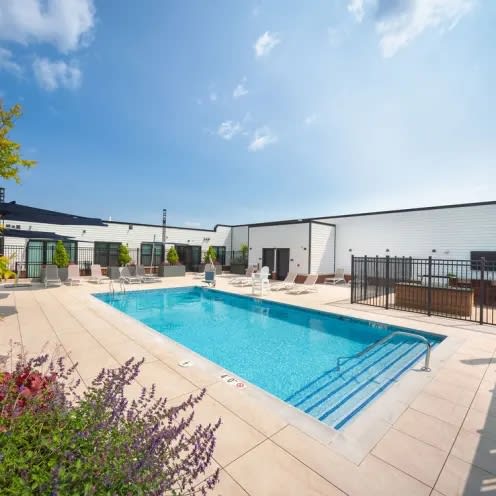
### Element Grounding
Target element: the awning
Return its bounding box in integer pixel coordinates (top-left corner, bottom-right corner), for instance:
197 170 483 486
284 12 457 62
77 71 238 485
2 228 74 241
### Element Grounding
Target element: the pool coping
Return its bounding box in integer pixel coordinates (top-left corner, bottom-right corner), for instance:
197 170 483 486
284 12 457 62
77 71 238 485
90 284 465 464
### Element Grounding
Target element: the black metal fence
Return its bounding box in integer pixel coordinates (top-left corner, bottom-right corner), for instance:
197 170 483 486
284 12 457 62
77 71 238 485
351 256 496 325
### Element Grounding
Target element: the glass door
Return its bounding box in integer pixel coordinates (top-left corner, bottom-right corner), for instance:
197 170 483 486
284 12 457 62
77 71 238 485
26 241 43 278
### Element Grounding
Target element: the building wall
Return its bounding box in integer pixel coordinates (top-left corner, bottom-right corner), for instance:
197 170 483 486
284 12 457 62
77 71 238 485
248 223 310 273
231 225 249 252
2 219 231 257
321 203 496 273
310 222 335 275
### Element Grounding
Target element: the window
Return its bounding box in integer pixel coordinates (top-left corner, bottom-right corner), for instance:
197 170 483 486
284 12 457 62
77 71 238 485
212 246 226 265
140 242 164 266
94 242 120 267
471 251 496 270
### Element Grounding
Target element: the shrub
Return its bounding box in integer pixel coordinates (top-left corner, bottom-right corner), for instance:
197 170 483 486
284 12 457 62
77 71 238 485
53 240 69 268
0 255 15 281
203 246 217 264
166 246 179 265
0 345 220 495
118 243 132 266
240 243 248 260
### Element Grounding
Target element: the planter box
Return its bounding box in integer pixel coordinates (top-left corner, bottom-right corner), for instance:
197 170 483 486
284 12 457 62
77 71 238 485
230 264 247 275
159 265 186 277
40 266 68 282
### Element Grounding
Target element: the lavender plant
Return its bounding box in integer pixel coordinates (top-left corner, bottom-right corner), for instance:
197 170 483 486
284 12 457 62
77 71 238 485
0 345 220 495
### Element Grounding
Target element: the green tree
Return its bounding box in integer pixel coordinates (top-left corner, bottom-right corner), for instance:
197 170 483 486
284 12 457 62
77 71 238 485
204 246 217 264
53 241 69 268
240 243 248 260
118 244 132 266
0 255 15 281
0 101 36 184
166 246 179 265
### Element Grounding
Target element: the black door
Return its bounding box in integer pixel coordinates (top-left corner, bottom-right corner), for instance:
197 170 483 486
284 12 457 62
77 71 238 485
262 248 275 273
276 248 290 280
176 245 202 270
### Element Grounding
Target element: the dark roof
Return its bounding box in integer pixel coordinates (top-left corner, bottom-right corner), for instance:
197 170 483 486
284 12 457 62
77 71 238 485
0 202 107 226
2 228 74 240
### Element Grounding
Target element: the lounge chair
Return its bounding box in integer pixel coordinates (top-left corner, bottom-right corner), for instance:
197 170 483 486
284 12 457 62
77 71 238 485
136 265 160 283
66 264 81 286
270 272 297 291
230 266 256 285
44 264 61 288
120 266 142 284
324 268 346 285
89 264 110 284
287 274 319 294
203 264 216 287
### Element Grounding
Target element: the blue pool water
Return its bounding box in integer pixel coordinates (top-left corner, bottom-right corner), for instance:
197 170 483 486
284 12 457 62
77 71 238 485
95 287 443 429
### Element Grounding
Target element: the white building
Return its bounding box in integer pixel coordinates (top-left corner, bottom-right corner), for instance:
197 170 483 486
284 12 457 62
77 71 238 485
1 194 495 280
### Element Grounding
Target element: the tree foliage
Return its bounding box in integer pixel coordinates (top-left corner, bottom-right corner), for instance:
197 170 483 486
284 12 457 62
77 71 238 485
166 246 179 265
118 244 132 266
203 246 217 264
53 241 69 268
0 101 36 184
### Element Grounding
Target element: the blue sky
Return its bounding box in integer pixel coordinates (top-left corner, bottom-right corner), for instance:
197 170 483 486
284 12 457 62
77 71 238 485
0 0 494 227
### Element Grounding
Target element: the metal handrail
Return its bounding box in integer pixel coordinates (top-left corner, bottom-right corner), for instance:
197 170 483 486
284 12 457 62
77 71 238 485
337 330 431 372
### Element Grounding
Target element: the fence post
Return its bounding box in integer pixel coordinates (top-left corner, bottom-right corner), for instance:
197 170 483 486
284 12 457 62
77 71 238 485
350 255 355 303
375 256 379 299
479 257 485 325
427 256 432 316
363 255 368 302
385 255 390 310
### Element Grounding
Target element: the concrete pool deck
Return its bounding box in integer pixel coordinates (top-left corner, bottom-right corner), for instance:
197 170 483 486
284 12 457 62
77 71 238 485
1 274 495 496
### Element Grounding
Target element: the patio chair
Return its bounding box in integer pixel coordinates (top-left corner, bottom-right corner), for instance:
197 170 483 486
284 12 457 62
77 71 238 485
203 264 216 287
120 266 142 284
66 264 81 286
230 266 256 285
89 264 110 284
270 272 297 291
287 274 319 294
136 265 160 283
44 264 62 288
238 266 269 287
324 268 346 285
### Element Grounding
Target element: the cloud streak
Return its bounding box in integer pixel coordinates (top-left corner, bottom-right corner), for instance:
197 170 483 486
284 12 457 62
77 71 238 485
254 31 281 57
233 78 248 99
217 121 242 140
248 127 277 151
33 57 82 91
0 48 22 76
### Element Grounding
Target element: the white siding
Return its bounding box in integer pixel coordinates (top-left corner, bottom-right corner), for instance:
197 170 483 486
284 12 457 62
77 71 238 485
320 204 496 273
310 222 335 274
231 225 248 251
2 219 231 253
248 223 310 273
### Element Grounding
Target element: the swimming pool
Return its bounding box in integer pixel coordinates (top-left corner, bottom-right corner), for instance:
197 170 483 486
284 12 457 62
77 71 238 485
95 286 443 429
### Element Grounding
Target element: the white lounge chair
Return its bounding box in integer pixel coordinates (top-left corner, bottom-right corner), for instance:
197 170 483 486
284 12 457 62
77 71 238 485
324 268 346 285
44 264 61 288
136 265 160 283
287 274 319 294
270 272 297 291
66 264 81 286
120 266 142 284
230 266 256 285
89 264 109 284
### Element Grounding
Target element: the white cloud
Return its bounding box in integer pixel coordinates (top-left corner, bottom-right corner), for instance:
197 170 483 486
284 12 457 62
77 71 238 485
248 126 277 151
233 77 248 99
217 121 242 140
0 0 95 53
32 57 81 91
0 47 22 76
304 114 318 126
254 31 281 57
376 0 474 57
209 91 217 102
348 0 365 22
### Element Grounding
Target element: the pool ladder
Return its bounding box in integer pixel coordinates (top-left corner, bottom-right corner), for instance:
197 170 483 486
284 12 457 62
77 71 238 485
109 278 126 295
337 331 432 372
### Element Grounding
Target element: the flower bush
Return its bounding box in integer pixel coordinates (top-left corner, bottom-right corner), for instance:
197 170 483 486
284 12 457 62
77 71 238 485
0 345 220 495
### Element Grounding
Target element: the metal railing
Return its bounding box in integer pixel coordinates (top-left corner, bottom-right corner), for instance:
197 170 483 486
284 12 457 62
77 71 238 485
337 331 431 372
351 255 496 325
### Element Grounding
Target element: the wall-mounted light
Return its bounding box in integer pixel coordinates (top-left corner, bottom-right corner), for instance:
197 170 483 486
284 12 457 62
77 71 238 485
432 249 437 253
348 248 352 252
385 249 390 253
128 225 133 230
82 229 86 235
